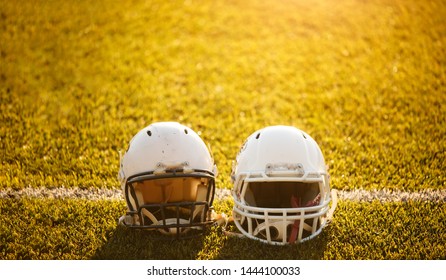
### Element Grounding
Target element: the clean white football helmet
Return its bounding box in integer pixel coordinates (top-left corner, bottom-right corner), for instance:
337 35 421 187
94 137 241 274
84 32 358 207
231 125 336 245
118 122 217 237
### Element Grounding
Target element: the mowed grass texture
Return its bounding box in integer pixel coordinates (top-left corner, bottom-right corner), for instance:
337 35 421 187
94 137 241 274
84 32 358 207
1 0 445 259
1 199 444 260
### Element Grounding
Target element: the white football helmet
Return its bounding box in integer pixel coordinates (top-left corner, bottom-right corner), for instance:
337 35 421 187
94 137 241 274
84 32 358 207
118 122 217 237
231 125 336 245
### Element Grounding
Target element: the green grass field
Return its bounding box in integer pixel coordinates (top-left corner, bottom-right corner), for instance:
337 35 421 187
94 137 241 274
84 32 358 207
1 0 445 260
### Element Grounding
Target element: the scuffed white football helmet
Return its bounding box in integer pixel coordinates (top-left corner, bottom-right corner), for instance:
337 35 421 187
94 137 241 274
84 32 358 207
231 125 336 245
118 122 217 237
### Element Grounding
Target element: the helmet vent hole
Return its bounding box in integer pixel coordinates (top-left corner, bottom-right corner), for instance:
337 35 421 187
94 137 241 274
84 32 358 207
184 129 188 134
302 133 307 139
256 133 261 139
147 130 152 136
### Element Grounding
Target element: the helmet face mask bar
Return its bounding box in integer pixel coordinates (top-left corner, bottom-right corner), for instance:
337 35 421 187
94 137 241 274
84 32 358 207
123 169 216 237
232 171 331 245
231 125 334 245
118 122 217 238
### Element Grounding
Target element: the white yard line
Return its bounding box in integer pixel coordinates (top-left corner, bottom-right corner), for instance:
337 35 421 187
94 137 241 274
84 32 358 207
0 187 445 202
337 188 446 203
0 187 123 201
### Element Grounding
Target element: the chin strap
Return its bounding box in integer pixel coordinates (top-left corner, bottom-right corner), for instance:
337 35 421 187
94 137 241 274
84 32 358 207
210 211 229 226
